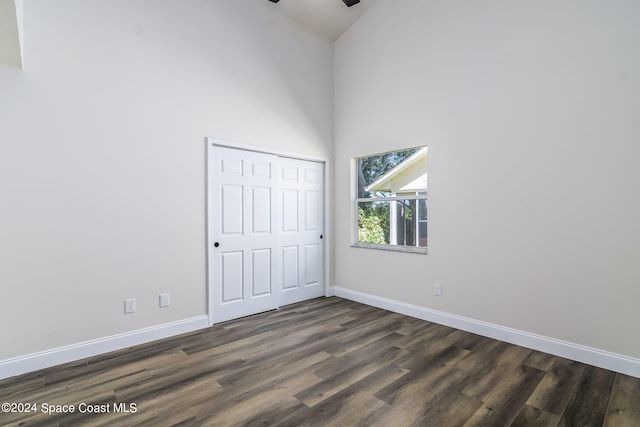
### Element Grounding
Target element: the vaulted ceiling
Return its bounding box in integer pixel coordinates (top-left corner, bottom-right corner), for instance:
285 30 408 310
264 0 378 40
0 0 377 70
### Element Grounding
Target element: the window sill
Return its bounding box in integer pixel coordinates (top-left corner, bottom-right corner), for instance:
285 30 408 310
351 243 428 254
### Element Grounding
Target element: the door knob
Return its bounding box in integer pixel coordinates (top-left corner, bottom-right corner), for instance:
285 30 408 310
320 235 323 239
214 242 220 248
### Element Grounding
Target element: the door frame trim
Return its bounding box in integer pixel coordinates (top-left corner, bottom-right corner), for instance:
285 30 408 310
205 137 331 327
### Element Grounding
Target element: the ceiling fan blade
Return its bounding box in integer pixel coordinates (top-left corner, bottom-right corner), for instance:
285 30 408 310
268 0 359 5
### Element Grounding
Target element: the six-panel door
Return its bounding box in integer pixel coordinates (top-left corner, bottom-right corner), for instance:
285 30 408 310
279 157 325 306
210 146 280 323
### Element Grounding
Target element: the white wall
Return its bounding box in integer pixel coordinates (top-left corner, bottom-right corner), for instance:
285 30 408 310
0 0 332 361
334 0 640 359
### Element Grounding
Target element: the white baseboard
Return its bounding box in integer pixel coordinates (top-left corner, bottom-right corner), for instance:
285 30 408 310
4 293 639 380
332 287 640 378
0 316 209 381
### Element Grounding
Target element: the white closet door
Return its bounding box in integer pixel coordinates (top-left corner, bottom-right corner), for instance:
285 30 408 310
210 146 280 323
279 157 325 306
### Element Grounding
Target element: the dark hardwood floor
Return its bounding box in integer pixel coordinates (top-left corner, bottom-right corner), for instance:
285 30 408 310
1 297 639 426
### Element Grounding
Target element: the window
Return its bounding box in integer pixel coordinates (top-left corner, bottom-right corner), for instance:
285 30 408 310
353 146 428 253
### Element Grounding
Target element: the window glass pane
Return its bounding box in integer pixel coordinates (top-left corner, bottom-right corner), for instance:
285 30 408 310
418 199 427 220
393 199 417 246
418 199 427 247
357 147 423 198
358 201 390 244
418 222 427 245
358 199 427 248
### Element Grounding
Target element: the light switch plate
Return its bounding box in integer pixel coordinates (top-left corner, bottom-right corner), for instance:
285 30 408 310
124 299 136 314
434 284 443 297
159 293 170 308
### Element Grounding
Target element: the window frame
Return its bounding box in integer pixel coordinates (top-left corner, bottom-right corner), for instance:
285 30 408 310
351 147 428 254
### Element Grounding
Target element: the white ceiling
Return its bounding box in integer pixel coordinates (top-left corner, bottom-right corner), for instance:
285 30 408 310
266 0 378 41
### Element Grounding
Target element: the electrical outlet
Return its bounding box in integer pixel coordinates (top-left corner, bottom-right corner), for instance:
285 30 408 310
124 299 136 314
159 293 170 308
434 284 443 297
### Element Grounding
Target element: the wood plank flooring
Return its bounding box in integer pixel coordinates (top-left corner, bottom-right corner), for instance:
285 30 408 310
1 297 639 426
